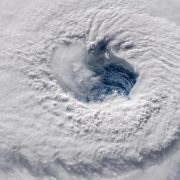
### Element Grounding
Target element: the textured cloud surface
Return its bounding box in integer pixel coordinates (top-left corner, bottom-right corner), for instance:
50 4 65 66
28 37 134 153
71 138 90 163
0 0 180 180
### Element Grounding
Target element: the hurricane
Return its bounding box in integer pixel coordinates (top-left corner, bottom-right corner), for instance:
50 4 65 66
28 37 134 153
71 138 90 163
0 0 180 180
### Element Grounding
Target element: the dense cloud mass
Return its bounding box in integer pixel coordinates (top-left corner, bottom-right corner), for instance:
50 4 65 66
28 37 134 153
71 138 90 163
0 0 180 179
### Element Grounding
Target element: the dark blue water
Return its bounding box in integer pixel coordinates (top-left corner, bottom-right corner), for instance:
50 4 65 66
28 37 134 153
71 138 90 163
84 39 138 102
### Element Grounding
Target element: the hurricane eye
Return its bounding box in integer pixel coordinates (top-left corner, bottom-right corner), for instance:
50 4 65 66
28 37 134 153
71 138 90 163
51 39 138 102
